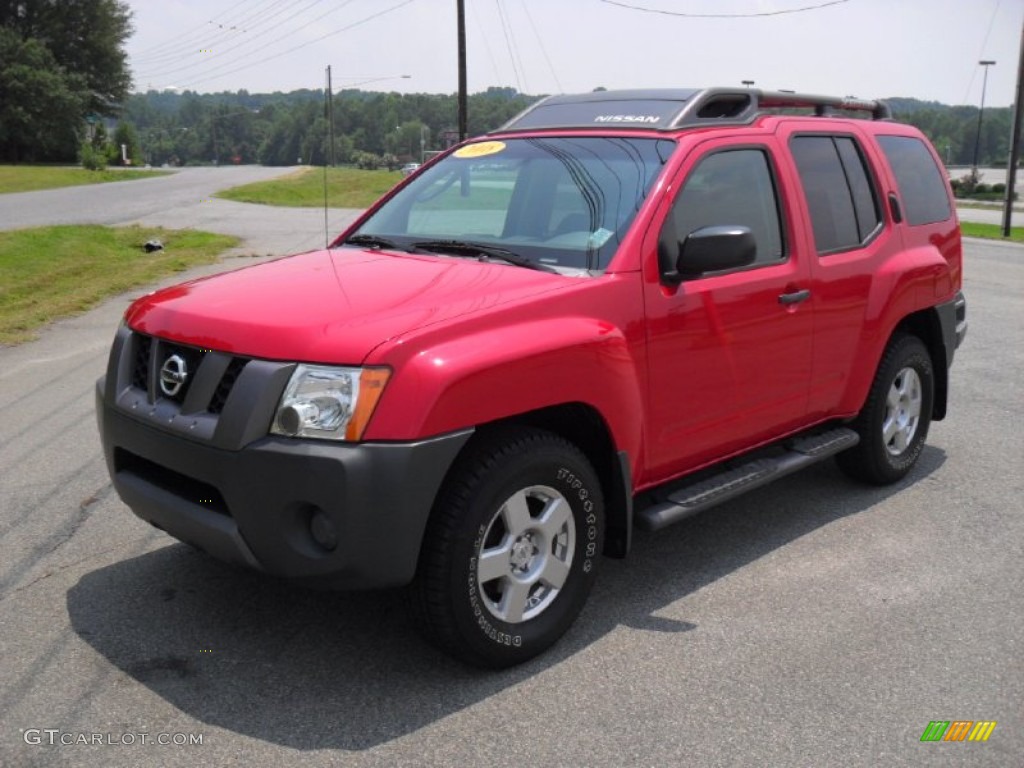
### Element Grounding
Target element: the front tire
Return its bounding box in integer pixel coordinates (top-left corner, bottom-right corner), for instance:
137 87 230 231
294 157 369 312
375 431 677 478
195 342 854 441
837 333 934 485
410 427 604 668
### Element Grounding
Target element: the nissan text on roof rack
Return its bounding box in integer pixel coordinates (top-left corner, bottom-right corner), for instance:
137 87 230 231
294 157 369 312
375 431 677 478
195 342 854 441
97 88 966 667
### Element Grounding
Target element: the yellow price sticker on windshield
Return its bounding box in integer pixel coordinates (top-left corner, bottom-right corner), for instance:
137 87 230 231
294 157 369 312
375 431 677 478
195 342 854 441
453 141 506 159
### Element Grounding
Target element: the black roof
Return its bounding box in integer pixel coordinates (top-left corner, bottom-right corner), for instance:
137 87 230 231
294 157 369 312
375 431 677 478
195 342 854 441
497 88 891 133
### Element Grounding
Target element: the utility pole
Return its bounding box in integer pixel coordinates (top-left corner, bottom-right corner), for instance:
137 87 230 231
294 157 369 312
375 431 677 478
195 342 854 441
1003 21 1024 237
973 60 996 170
327 65 336 167
457 0 467 142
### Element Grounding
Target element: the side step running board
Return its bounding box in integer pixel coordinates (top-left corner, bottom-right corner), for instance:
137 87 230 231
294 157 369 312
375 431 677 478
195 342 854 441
636 428 859 532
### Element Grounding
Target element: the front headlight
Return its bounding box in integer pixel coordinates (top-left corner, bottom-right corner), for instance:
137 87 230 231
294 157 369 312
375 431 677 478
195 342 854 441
271 365 390 441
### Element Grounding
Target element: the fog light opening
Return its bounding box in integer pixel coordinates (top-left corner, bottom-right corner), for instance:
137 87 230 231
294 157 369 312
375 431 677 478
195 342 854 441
309 508 338 551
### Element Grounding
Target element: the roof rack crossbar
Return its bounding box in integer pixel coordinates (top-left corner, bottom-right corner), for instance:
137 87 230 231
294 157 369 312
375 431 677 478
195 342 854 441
756 90 892 120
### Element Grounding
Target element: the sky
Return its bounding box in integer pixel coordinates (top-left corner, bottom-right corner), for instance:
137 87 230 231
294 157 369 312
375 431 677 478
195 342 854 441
125 0 1024 107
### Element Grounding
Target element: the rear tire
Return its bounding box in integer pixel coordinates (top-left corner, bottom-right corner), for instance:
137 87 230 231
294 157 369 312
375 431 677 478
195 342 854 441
410 427 604 668
836 334 934 485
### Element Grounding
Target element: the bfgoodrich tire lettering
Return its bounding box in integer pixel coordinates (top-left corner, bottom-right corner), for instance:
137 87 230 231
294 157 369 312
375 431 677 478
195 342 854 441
837 333 934 485
410 427 604 668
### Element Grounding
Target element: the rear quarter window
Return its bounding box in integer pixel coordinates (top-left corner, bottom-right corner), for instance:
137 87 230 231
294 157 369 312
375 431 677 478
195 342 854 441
876 135 952 226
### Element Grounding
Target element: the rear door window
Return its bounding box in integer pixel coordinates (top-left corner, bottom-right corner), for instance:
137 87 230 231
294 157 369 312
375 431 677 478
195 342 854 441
876 135 952 226
790 135 881 254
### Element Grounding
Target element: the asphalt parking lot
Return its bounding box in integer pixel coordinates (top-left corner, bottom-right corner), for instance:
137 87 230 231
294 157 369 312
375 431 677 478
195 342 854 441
0 171 1021 767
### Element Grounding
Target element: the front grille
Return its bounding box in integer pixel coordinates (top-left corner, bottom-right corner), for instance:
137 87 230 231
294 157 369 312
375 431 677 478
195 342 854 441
130 333 248 413
209 357 249 414
131 335 151 390
115 448 231 517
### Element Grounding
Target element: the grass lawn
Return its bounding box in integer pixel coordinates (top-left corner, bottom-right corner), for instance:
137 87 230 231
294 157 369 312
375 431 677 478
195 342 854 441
0 165 170 194
959 221 1024 243
216 166 402 208
0 225 239 344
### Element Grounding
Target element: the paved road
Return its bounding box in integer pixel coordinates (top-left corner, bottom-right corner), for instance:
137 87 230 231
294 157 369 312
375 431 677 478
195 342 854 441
956 203 1023 226
0 174 1021 766
949 165 1023 227
0 166 363 257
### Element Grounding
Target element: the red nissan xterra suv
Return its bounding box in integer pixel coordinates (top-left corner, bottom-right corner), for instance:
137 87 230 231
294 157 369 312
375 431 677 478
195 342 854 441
97 88 967 667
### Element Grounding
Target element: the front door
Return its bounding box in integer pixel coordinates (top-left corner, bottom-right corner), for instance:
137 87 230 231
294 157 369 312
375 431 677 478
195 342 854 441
642 137 814 483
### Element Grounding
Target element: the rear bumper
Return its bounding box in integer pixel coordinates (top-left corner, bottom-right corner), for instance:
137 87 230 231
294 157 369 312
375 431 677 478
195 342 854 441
936 290 967 366
97 380 471 589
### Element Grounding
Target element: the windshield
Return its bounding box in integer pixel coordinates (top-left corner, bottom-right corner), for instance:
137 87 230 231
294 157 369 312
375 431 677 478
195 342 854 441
347 136 674 272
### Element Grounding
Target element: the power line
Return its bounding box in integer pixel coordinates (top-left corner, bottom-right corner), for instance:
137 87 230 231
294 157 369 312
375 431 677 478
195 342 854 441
598 0 851 18
173 0 418 90
133 0 292 65
469 0 503 86
135 0 325 81
131 0 257 59
134 0 302 67
137 0 362 90
520 0 562 93
962 0 1002 105
494 0 524 93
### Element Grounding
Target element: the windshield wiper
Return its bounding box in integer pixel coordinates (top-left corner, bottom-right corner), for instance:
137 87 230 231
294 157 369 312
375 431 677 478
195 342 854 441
343 234 406 251
412 239 559 274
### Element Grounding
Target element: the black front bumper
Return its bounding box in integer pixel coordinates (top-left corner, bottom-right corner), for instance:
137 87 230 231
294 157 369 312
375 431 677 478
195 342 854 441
95 330 471 588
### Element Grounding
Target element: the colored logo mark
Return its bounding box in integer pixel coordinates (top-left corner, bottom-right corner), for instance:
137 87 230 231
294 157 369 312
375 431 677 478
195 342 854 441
920 721 997 742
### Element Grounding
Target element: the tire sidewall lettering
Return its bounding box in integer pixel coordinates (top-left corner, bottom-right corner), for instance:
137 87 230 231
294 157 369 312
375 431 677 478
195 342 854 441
555 465 599 587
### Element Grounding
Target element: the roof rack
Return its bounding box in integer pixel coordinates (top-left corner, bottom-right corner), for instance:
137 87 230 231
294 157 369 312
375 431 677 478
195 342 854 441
496 88 892 134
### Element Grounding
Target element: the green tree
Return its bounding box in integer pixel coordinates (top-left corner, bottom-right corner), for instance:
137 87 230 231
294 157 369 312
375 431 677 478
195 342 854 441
1 0 133 115
0 26 86 161
91 121 109 151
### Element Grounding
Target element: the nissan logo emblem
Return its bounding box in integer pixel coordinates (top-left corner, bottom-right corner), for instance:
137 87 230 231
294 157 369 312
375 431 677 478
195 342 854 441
159 354 189 397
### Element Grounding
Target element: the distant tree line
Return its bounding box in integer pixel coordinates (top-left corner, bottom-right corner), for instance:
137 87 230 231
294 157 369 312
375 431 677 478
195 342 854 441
886 97 1016 167
119 87 532 168
108 90 1017 171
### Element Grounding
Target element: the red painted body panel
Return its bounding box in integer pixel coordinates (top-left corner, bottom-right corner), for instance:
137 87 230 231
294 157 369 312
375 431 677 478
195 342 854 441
362 273 648 473
770 119 962 418
126 248 578 365
637 131 816 485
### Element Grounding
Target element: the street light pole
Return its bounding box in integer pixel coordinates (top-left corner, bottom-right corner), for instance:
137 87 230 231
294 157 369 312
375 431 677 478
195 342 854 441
327 65 336 167
973 60 996 170
1002 19 1024 237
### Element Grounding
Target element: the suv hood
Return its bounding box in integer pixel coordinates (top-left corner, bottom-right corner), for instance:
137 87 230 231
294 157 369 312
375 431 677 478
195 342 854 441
125 248 570 363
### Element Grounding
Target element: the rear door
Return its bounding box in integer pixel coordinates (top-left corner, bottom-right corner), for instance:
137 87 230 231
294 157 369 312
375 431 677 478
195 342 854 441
779 123 900 417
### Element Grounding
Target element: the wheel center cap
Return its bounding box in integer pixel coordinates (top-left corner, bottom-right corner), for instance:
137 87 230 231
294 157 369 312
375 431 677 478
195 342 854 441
509 535 536 571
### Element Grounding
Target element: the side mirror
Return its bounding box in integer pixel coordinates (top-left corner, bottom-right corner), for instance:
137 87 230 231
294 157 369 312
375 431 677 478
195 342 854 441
663 225 757 283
